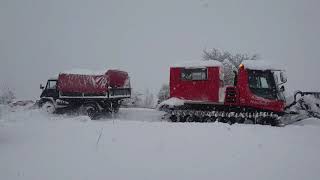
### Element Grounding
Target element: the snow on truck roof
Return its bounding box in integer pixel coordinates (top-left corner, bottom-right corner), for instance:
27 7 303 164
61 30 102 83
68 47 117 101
49 69 104 79
172 60 222 68
171 60 284 71
60 69 107 75
241 60 284 71
59 69 128 76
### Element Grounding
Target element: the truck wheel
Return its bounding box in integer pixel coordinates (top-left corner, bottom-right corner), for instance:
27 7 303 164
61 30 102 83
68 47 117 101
84 104 98 120
203 116 215 122
113 105 120 113
228 117 237 125
179 115 187 122
270 118 281 127
186 115 195 122
236 117 245 124
41 101 55 114
170 115 178 122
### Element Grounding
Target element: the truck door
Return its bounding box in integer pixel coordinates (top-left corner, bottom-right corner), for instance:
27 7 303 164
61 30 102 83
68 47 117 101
41 80 59 99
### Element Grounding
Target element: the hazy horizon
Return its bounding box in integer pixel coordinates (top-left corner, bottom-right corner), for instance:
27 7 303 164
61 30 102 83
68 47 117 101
1 0 320 99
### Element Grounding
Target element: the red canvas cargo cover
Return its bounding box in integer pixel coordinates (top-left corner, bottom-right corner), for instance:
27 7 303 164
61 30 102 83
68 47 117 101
106 70 130 88
58 73 108 94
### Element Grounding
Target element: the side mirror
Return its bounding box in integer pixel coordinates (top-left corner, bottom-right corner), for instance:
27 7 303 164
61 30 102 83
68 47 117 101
40 84 44 90
280 71 287 84
280 85 285 92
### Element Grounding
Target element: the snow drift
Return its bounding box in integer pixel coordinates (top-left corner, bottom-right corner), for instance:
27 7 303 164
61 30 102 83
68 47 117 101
1 107 320 180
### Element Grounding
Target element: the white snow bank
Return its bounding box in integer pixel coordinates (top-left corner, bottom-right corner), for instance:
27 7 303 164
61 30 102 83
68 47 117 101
1 108 320 180
293 118 320 126
158 97 185 108
0 105 7 120
242 60 283 71
118 108 165 122
172 60 222 68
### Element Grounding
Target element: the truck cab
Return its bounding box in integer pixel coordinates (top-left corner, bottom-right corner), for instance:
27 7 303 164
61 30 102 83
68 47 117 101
40 79 59 99
247 69 286 100
226 61 287 113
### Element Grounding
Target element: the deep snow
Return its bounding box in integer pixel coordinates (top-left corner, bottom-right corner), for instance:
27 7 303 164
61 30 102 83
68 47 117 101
1 106 320 180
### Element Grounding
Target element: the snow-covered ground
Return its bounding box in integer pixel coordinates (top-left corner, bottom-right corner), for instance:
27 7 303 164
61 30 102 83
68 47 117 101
1 106 320 180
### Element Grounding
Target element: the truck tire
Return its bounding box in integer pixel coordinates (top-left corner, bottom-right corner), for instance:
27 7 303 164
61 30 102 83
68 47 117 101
169 115 178 122
83 103 99 120
41 101 55 114
113 105 120 113
111 101 120 113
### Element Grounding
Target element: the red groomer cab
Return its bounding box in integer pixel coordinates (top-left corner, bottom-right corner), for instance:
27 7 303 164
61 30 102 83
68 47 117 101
163 60 287 126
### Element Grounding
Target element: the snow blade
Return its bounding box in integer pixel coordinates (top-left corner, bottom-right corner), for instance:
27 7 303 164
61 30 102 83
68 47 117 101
283 91 320 124
280 113 310 126
286 91 320 110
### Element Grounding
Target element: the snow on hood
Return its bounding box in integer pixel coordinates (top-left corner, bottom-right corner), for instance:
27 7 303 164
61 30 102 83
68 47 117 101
242 60 284 71
172 60 222 68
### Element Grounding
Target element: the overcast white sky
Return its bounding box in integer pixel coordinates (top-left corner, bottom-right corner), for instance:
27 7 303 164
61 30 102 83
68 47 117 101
1 0 320 99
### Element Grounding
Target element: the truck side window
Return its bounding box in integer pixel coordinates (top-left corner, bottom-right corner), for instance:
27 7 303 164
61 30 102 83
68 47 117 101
181 70 192 80
181 68 207 81
47 81 57 89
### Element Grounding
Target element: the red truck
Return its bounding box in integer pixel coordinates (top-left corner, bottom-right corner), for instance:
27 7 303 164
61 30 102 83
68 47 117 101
39 69 131 119
161 60 288 126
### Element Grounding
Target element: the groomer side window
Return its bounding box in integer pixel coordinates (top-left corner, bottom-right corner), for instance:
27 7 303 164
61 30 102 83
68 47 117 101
181 68 208 81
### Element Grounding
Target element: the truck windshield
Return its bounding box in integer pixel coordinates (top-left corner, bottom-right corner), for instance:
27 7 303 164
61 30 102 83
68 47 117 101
46 80 57 89
248 70 277 100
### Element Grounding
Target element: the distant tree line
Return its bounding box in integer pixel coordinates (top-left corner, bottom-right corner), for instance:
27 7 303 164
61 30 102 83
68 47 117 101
0 88 15 105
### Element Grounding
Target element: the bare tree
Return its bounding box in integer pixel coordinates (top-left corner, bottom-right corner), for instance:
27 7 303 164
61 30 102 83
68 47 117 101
203 48 260 85
0 88 16 104
121 91 143 107
157 84 170 104
203 48 259 66
121 89 155 108
143 89 154 108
